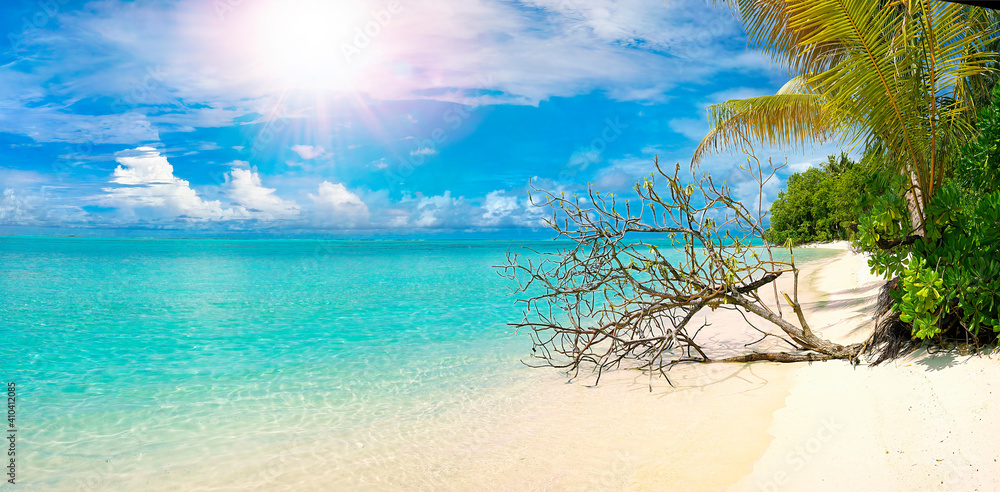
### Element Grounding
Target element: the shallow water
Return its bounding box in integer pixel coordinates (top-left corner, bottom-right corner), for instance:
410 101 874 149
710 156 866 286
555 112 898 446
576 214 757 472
0 237 839 490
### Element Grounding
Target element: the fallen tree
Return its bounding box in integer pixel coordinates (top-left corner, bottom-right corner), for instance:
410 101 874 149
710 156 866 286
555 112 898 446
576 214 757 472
501 153 862 384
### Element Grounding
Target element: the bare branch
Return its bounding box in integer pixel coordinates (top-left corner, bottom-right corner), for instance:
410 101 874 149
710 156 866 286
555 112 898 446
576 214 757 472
500 150 860 384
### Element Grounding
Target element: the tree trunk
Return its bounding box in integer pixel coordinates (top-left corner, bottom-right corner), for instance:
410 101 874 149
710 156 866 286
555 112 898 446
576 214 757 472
905 168 926 237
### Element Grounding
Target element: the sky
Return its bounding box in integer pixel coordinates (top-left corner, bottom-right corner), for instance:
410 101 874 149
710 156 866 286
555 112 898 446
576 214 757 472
0 0 847 237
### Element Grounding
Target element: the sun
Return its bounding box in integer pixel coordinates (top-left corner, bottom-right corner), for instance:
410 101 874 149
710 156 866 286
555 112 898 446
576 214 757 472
249 0 367 89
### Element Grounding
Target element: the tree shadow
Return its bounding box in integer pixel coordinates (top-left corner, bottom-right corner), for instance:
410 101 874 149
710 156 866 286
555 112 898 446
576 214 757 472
915 352 959 371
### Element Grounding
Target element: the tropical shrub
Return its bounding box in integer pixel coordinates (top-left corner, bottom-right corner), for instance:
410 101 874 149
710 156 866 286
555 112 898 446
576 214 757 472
859 87 1000 348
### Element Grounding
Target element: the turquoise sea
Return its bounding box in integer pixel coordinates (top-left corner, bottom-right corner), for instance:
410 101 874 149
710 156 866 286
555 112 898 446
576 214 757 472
0 237 839 490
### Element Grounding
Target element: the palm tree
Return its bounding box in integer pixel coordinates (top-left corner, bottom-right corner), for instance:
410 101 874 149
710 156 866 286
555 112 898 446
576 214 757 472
693 0 999 236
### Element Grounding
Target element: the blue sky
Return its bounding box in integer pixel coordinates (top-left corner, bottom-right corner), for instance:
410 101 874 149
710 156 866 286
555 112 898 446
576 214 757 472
0 0 845 237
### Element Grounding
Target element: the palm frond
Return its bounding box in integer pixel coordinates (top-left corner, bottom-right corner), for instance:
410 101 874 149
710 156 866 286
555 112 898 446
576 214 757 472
695 0 997 204
692 93 849 166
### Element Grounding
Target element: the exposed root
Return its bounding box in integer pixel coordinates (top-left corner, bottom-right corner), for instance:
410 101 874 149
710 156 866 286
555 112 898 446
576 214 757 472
865 311 919 365
863 279 921 365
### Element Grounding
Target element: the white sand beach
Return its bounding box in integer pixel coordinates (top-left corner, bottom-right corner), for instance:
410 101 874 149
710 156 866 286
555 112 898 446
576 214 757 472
423 243 1000 491
732 245 1000 491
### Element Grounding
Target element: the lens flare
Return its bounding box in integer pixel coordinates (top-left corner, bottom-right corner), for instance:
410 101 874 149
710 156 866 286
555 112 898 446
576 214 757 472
250 0 367 88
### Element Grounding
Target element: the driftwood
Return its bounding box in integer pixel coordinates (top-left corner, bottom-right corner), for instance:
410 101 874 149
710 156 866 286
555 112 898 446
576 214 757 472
501 152 862 384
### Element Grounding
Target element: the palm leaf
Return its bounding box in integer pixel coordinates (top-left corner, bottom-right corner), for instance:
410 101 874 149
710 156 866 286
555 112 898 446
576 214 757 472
694 0 998 212
692 93 848 165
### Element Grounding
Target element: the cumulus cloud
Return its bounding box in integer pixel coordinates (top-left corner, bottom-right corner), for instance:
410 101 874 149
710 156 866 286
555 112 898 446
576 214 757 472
290 145 325 160
100 147 243 220
226 168 300 220
479 189 546 227
385 189 543 229
481 190 519 224
0 187 89 226
98 147 309 223
413 191 461 227
309 181 370 227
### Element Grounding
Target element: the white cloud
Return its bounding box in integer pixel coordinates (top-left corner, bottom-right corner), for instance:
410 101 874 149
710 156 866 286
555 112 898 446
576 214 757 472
387 189 544 229
226 168 300 220
568 148 601 170
481 190 519 225
309 181 370 227
409 147 437 156
8 0 767 118
413 191 459 227
667 87 775 143
667 118 708 142
291 144 326 160
0 189 27 224
100 146 245 221
0 109 160 145
0 0 784 156
0 169 94 227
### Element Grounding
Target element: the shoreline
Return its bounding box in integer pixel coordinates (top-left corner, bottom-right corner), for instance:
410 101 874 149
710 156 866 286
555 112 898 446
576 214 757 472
27 243 998 490
389 245 877 491
424 243 1000 491
343 244 858 490
257 246 854 490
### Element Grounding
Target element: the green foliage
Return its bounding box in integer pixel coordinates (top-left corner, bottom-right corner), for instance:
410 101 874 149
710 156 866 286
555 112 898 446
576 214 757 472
896 257 945 339
907 186 1000 340
855 86 1000 343
693 0 999 224
863 184 1000 342
954 85 1000 204
766 154 872 245
855 167 913 279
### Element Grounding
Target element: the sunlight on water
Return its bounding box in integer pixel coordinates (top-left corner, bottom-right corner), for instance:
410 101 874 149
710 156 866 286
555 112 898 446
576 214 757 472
0 237 839 490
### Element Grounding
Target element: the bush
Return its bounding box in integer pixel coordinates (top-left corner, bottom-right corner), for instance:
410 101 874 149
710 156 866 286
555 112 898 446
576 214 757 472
896 184 1000 340
860 85 1000 347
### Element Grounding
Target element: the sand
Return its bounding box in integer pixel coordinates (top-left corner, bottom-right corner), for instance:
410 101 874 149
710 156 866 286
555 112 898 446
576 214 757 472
445 242 1000 491
731 245 1000 491
211 243 998 491
358 243 885 491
